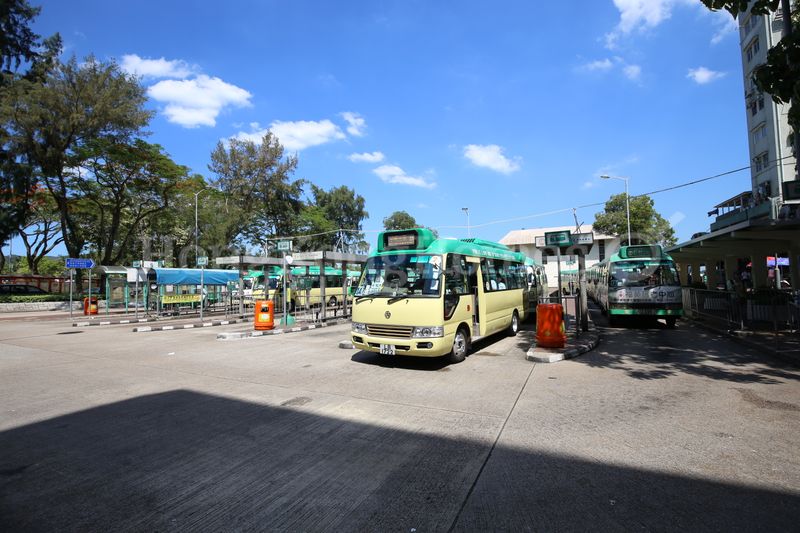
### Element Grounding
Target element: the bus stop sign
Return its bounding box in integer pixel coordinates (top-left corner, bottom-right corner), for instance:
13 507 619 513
277 240 292 252
544 231 571 247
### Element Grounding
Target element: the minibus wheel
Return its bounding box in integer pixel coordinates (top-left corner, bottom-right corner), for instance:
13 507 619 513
448 327 470 364
507 311 519 337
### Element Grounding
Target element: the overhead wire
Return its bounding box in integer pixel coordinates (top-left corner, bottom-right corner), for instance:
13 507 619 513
258 157 790 241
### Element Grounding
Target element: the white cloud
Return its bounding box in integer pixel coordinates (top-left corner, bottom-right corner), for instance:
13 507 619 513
348 151 385 163
605 0 694 49
373 165 436 189
623 64 642 81
710 12 738 45
341 111 366 136
580 58 614 72
582 181 596 190
147 75 252 128
463 144 521 174
233 120 346 151
120 54 195 79
270 119 346 151
687 66 726 84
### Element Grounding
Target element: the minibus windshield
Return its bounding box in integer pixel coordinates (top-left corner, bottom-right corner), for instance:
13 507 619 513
355 254 442 298
609 261 680 289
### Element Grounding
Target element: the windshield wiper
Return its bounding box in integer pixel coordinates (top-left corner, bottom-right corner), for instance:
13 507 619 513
387 295 409 304
355 294 380 302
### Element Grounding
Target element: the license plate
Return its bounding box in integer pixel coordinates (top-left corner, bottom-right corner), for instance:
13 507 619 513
380 344 396 355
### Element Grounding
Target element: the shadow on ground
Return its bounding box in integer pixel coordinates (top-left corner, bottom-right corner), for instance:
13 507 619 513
1 390 797 531
585 307 800 383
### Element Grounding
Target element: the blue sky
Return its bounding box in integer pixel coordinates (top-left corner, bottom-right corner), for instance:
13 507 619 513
17 0 753 256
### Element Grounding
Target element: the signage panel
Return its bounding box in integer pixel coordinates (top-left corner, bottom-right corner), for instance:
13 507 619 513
277 241 292 252
571 232 594 245
197 256 209 266
65 258 95 269
544 231 571 246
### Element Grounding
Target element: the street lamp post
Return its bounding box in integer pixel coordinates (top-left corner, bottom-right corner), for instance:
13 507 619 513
194 188 214 265
462 207 470 238
600 175 631 245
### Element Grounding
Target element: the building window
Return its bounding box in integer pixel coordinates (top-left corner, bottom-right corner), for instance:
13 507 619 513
541 253 548 265
741 14 759 38
752 123 767 143
753 151 769 173
746 37 760 63
599 240 605 262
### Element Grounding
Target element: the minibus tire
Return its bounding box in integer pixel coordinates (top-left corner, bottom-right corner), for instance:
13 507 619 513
507 310 519 337
666 317 677 329
448 327 469 364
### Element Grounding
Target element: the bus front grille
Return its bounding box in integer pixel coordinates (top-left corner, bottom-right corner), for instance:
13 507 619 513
366 324 414 338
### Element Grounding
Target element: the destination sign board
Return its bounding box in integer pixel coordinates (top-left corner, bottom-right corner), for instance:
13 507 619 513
66 258 95 269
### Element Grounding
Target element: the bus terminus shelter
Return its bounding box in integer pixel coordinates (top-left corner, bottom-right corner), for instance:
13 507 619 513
215 252 367 319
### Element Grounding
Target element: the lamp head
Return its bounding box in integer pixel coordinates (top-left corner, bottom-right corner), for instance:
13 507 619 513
600 174 611 180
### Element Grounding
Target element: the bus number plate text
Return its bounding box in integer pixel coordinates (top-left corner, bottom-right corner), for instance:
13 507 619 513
380 344 396 355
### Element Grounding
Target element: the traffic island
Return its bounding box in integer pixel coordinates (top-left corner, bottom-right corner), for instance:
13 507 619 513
217 318 350 340
527 320 601 363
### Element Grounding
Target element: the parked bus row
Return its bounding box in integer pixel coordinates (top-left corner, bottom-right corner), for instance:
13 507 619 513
245 266 361 311
350 228 547 363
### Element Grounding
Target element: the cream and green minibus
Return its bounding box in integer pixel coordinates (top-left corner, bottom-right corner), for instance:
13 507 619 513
351 228 543 363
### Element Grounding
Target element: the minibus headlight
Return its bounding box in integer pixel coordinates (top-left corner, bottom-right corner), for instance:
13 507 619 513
412 326 444 338
351 322 367 334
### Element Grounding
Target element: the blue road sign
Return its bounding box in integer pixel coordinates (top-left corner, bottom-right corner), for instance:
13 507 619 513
66 258 95 269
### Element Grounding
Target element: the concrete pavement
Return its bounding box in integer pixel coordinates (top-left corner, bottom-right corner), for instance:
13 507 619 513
0 313 798 531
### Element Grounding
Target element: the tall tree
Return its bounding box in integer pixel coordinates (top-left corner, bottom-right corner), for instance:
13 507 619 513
300 184 368 252
209 132 304 251
73 138 189 265
702 0 799 178
383 210 418 230
0 0 43 73
7 56 152 261
593 193 677 247
0 0 62 248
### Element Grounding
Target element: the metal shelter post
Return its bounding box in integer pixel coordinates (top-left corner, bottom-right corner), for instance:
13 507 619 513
342 261 349 318
319 259 327 321
578 251 588 332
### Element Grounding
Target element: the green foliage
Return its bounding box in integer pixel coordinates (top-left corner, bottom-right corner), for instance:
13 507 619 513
0 0 62 245
299 184 368 251
209 132 304 249
12 255 65 277
0 293 70 303
0 0 43 72
593 193 677 247
7 55 153 259
72 137 189 265
383 210 418 230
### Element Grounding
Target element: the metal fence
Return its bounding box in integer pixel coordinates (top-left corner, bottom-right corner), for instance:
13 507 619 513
682 287 800 333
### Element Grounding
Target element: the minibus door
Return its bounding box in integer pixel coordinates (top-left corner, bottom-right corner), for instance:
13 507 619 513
467 258 480 333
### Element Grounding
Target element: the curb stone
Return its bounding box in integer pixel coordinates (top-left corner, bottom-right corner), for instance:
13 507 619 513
526 319 601 363
133 319 242 332
217 318 349 341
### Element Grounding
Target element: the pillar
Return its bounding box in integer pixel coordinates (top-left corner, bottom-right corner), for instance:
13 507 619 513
751 251 768 289
724 255 738 291
789 248 800 291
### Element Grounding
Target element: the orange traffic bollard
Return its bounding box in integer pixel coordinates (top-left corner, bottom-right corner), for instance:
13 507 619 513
254 299 275 330
83 297 99 316
536 303 566 348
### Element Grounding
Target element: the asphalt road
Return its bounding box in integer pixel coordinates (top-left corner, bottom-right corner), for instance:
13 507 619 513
0 310 798 531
